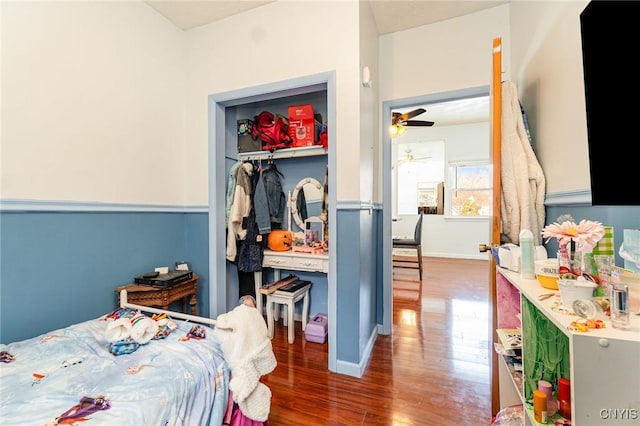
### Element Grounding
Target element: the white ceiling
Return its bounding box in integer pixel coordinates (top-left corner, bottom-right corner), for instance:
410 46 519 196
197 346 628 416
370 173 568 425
144 0 497 126
145 0 508 34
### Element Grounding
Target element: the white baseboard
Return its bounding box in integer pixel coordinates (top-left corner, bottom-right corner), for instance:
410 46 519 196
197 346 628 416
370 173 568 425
425 252 490 261
335 326 378 378
393 248 489 261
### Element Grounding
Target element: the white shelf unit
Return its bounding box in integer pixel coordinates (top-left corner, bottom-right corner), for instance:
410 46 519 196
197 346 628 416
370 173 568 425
238 145 327 162
496 268 640 425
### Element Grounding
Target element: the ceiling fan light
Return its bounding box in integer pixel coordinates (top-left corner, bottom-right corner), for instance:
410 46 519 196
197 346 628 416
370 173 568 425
390 124 406 137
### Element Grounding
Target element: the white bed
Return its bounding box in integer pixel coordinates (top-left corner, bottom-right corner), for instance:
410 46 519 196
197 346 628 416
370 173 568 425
0 291 231 425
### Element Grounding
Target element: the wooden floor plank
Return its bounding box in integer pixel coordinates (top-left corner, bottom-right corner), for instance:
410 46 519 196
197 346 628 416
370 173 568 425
262 256 492 425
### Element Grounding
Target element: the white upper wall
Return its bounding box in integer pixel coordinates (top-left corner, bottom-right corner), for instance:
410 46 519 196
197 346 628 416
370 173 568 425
509 0 590 194
183 1 361 204
1 1 187 204
377 5 510 202
378 5 511 105
359 1 379 203
1 0 595 205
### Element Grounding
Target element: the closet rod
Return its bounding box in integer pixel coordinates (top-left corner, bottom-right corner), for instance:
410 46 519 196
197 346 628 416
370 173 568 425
237 146 327 162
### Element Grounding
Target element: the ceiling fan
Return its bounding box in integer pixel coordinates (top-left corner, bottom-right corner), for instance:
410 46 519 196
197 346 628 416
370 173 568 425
397 148 432 165
391 108 434 137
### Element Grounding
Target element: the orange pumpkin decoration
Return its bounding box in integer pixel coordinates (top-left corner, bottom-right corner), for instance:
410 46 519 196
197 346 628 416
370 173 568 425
268 230 292 251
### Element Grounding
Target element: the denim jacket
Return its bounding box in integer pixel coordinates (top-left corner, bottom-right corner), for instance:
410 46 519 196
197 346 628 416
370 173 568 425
260 166 286 228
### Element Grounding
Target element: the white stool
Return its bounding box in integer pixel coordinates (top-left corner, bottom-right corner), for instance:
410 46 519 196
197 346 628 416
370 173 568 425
265 283 311 344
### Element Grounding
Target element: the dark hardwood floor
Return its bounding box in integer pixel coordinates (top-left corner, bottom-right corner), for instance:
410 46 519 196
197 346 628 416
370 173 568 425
262 257 492 425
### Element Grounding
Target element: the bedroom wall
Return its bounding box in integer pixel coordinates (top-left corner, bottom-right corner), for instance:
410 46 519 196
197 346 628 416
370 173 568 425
378 5 511 123
380 2 639 261
510 0 590 195
1 1 187 204
0 212 194 343
184 0 378 373
3 0 635 350
508 1 640 256
1 0 379 373
183 1 361 204
378 5 510 261
0 2 511 347
357 0 380 366
0 2 197 344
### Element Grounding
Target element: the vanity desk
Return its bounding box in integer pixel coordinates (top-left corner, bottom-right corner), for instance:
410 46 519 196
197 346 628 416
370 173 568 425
254 249 328 316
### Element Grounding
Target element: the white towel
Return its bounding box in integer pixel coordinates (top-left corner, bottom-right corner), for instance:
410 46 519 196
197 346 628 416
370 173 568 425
129 314 158 344
105 317 132 342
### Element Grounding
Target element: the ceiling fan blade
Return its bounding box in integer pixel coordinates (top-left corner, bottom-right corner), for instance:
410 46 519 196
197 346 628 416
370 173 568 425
404 120 434 127
399 108 426 121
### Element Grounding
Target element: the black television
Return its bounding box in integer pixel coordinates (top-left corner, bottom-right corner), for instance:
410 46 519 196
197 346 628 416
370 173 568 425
580 1 640 206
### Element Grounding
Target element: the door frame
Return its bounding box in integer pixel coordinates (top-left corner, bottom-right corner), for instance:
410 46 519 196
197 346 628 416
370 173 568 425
381 85 491 335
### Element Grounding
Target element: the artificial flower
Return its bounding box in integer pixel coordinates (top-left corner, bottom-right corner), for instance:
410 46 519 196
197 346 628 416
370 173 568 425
541 218 605 252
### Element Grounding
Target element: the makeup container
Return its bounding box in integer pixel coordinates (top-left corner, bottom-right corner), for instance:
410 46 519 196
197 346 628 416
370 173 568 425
538 380 557 416
533 390 548 423
557 378 571 419
610 283 630 329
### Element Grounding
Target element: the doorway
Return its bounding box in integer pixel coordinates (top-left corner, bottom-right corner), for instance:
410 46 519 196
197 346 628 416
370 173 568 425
381 86 491 335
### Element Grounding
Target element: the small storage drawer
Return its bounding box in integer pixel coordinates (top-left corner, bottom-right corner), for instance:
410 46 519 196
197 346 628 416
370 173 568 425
262 251 328 273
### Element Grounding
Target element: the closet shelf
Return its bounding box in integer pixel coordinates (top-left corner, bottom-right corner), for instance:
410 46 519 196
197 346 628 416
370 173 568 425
238 145 327 161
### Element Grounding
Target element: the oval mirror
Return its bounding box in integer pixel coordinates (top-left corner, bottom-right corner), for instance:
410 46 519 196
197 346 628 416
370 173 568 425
290 177 324 229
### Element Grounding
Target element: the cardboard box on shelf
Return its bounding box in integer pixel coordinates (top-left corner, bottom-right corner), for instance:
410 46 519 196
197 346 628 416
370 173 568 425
288 104 315 147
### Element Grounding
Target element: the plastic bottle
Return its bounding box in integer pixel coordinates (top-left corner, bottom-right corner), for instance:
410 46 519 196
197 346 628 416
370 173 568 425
533 389 548 423
519 229 535 279
538 380 557 416
557 378 571 419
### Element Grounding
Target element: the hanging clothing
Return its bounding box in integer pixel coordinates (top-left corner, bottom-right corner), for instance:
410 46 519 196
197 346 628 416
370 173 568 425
226 161 243 228
236 205 264 273
500 81 546 245
259 163 286 229
253 166 272 235
227 163 254 262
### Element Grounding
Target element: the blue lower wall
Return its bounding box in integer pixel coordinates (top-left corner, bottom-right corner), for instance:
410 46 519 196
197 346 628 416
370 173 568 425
0 209 332 344
0 211 209 344
335 207 378 365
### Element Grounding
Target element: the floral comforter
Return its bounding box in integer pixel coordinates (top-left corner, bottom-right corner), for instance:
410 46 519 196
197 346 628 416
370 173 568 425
0 314 229 425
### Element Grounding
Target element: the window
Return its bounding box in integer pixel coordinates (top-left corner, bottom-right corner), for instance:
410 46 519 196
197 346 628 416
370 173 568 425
447 161 492 216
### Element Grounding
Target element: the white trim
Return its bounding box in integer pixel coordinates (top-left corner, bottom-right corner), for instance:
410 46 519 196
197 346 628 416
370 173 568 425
443 215 490 222
382 86 491 338
544 189 592 206
0 199 207 213
335 200 374 210
208 71 339 373
425 252 490 261
238 146 327 161
335 326 377 378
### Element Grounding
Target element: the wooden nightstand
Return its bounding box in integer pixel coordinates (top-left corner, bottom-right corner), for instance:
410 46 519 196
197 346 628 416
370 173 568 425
115 273 199 315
